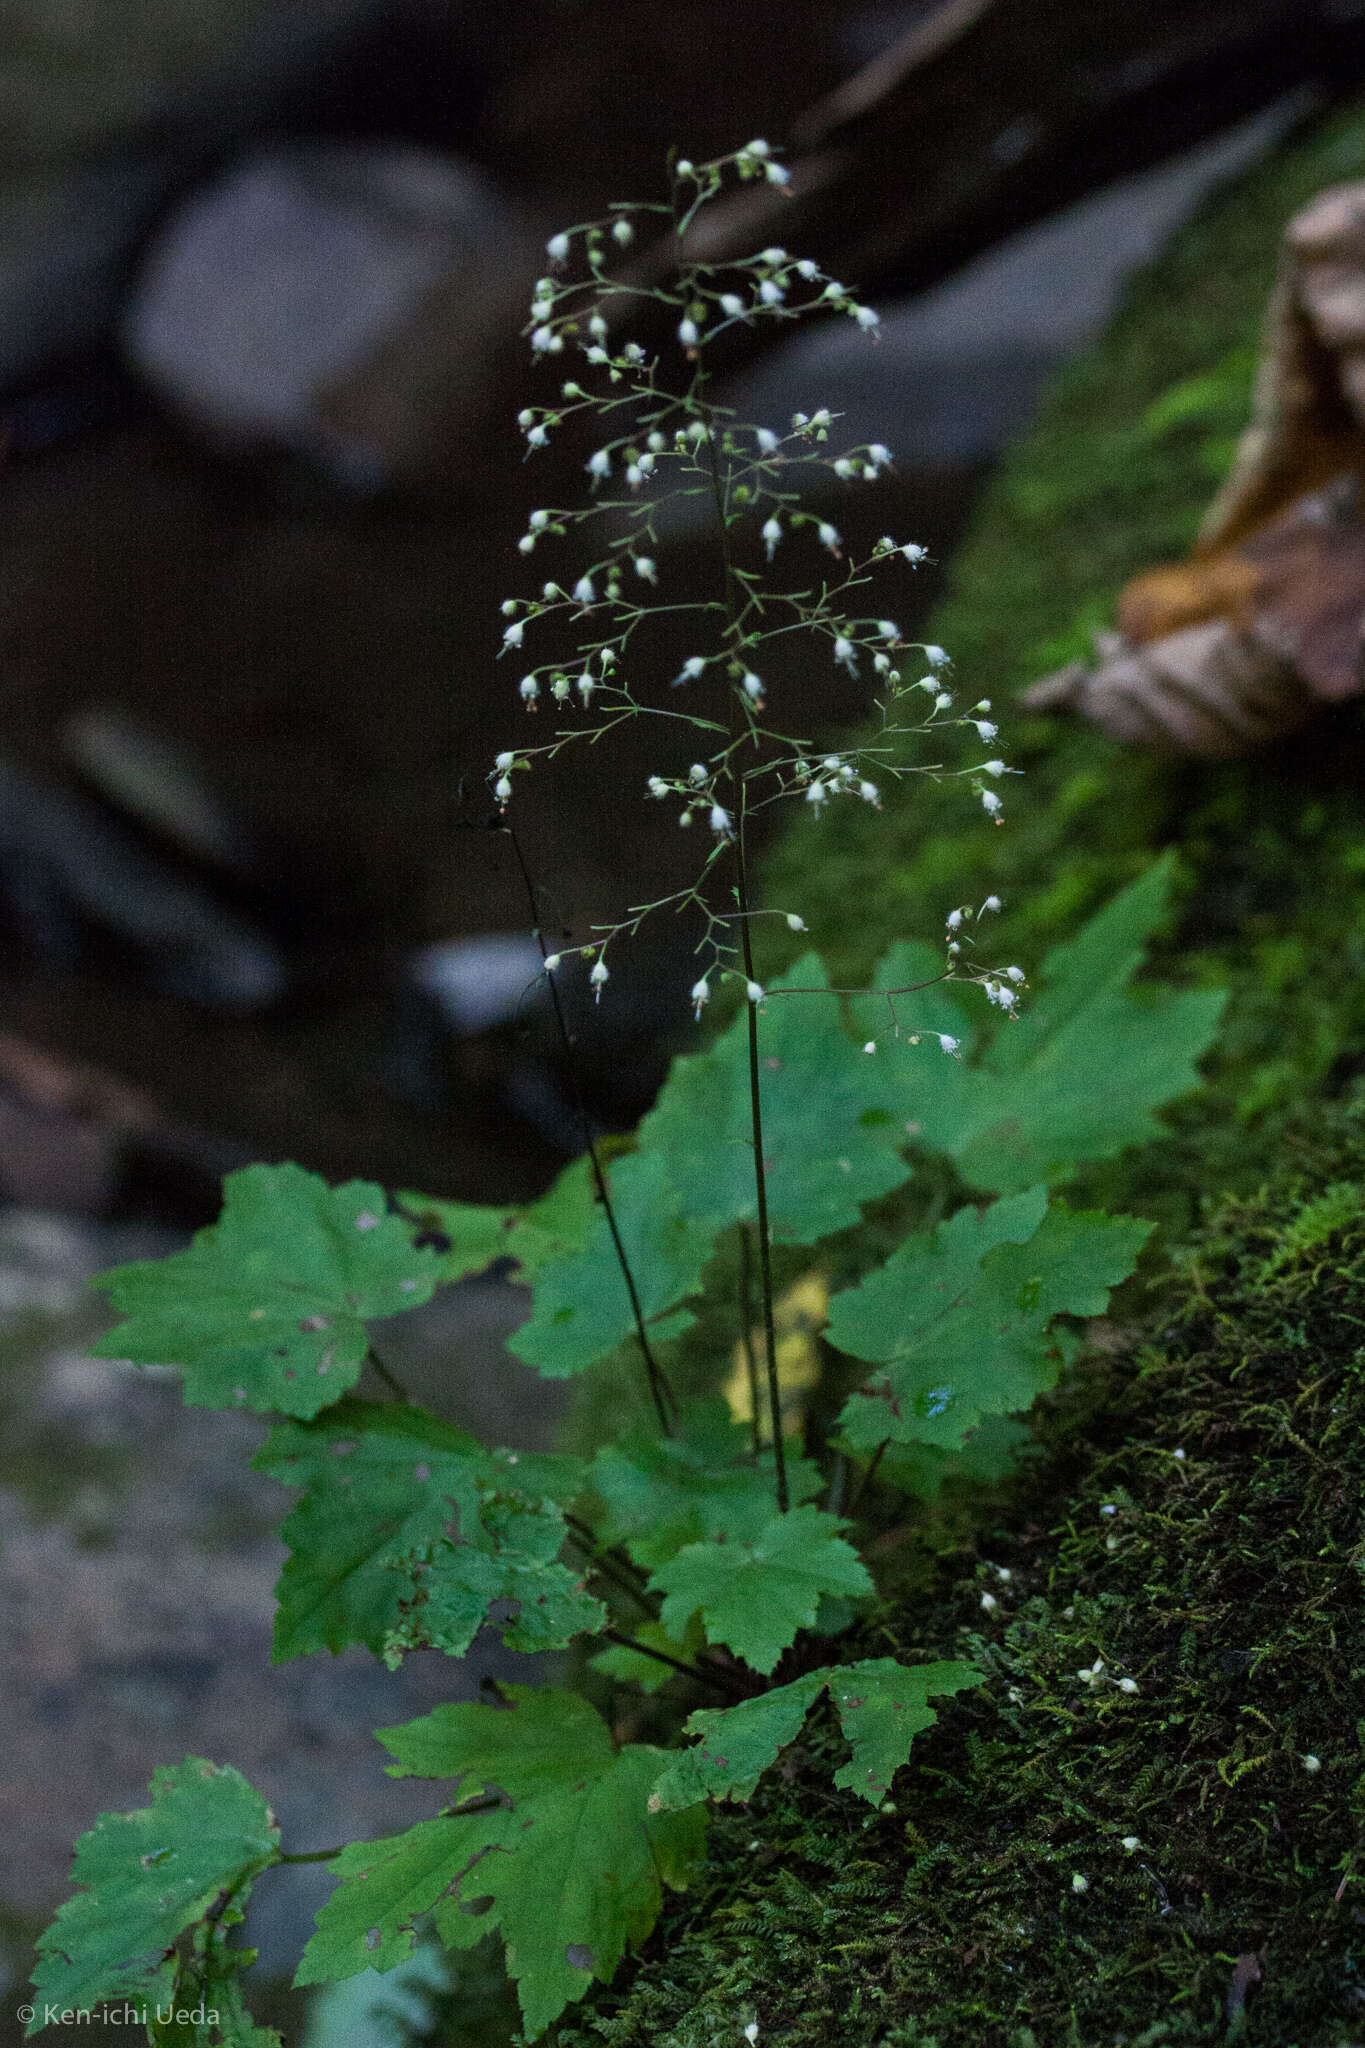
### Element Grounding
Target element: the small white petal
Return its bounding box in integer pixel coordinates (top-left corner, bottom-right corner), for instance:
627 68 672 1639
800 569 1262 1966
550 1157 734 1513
746 980 764 1003
546 231 570 263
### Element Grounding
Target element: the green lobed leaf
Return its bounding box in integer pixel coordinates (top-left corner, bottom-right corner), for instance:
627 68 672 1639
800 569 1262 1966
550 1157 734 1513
586 1399 822 1570
253 1399 590 1662
383 1497 605 1663
509 954 924 1378
650 1657 982 1811
403 1154 599 1288
648 1504 874 1675
298 1689 706 2040
93 1165 441 1419
31 1761 279 2029
854 855 1226 1193
828 1191 1152 1453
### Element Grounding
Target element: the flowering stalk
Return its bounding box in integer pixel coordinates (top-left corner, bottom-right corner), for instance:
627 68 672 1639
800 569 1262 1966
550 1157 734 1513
492 139 1024 1487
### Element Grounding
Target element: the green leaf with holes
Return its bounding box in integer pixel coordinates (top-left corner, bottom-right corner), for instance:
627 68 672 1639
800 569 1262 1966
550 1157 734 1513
93 1165 441 1418
649 1504 873 1674
297 1688 705 2040
31 1761 279 2030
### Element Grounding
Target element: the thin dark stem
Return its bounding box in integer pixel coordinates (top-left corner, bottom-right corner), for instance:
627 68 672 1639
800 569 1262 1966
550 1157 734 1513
565 1516 659 1618
737 1223 762 1459
602 1627 739 1695
277 1846 346 1865
847 1438 890 1517
695 373 788 1513
367 1351 410 1403
502 820 677 1436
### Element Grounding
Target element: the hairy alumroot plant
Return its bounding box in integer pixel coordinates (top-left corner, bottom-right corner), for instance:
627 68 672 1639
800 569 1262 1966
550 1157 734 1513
28 143 1225 2048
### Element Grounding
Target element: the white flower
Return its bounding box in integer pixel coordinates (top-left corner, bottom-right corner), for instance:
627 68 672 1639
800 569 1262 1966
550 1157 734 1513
796 259 818 280
868 443 893 469
981 895 1002 913
980 1591 998 1613
877 620 899 641
720 293 746 318
590 959 609 998
584 346 608 365
635 556 657 583
552 676 570 701
933 691 952 712
576 671 595 702
766 162 790 186
518 675 538 703
1121 1836 1141 1853
678 318 700 346
805 780 828 809
494 775 512 802
676 655 706 684
709 803 732 834
975 720 999 741
760 245 787 265
518 533 536 553
636 450 656 475
746 980 765 1003
500 600 518 616
586 449 611 479
647 776 669 798
691 976 710 1017
688 762 707 785
647 431 667 452
546 231 570 263
1117 1678 1139 1695
744 2025 759 2047
625 465 642 490
1071 1874 1089 1894
756 427 781 455
863 1040 877 1055
833 458 855 479
745 138 771 158
762 517 782 561
1303 1753 1322 1774
818 522 841 552
924 644 950 667
572 575 596 605
1006 966 1025 983
852 305 880 332
821 281 847 302
742 672 764 702
902 543 927 564
981 789 1002 817
938 1033 960 1056
858 781 880 805
759 279 785 306
675 158 694 177
544 953 561 972
530 325 555 354
495 751 515 772
946 909 964 931
517 408 535 428
1173 1446 1186 1460
503 621 525 648
612 217 634 245
786 912 807 931
526 424 548 448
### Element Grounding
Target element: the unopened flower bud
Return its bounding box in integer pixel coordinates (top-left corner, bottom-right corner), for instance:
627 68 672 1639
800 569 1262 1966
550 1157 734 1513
590 959 609 997
678 318 700 346
543 953 561 972
756 427 780 454
494 775 512 802
586 449 611 479
721 293 746 318
518 675 538 704
573 575 596 605
691 977 710 1017
746 980 764 1003
709 803 732 834
762 517 782 560
546 231 570 263
938 1033 960 1056
786 912 807 931
612 217 634 245
818 521 841 551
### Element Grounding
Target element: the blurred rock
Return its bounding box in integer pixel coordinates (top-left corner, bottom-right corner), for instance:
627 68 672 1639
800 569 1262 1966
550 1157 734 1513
123 141 536 489
0 756 285 1009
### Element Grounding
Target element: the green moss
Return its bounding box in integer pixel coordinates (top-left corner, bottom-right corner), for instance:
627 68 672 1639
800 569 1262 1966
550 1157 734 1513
552 1092 1365 2048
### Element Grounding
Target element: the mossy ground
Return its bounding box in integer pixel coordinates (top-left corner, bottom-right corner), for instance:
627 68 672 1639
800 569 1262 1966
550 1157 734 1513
529 105 1365 2048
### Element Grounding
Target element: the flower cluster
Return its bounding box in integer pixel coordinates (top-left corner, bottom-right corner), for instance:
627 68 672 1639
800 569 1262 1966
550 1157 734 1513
490 143 1022 1023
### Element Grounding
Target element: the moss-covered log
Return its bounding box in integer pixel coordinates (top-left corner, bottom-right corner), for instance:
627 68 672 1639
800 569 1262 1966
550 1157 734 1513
539 105 1365 2048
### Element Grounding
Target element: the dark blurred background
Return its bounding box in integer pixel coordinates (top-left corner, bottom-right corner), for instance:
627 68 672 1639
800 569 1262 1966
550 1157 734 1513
2 0 1362 1223
2 7 1365 2030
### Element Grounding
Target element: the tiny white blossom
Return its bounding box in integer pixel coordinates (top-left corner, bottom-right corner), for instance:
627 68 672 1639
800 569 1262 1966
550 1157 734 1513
518 533 536 553
589 958 609 993
709 803 732 834
494 775 512 802
833 458 855 479
526 424 548 448
543 953 561 972
1121 1836 1141 1852
933 691 953 712
530 298 553 323
873 653 891 674
765 161 791 186
756 427 781 455
495 751 515 772
901 542 927 564
546 231 570 263
762 517 782 561
759 279 785 306
503 621 525 648
1173 1446 1186 1460
760 245 787 265
635 556 657 583
518 674 538 704
924 644 950 667
868 443 893 469
818 521 841 551
806 780 829 809
853 305 880 331
1117 1678 1139 1695
647 776 669 798
720 292 746 318
572 574 596 605
946 909 964 931
746 980 765 1003
863 1040 877 1055
1100 1504 1118 1517
530 325 555 354
1071 1873 1089 1894
584 346 608 365
980 1592 998 1614
551 676 570 701
786 912 807 931
981 790 1002 817
1303 1753 1322 1774
744 2026 759 2047
982 895 1002 913
678 318 700 346
612 217 634 245
675 159 694 177
975 720 999 740
517 408 535 428
688 762 707 785
586 449 611 479
745 138 771 158
647 431 667 452
691 976 710 1018
858 780 880 805
625 465 642 490
677 655 706 684
529 509 550 531
500 599 518 616
821 280 847 302
938 1033 960 1056
1006 966 1026 983
742 671 764 701
877 620 899 640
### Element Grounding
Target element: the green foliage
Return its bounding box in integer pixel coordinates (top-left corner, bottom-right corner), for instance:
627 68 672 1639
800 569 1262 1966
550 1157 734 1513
31 1761 279 2030
828 1190 1152 1453
650 1658 980 1809
94 1165 440 1418
650 1505 873 1674
297 1689 706 2039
